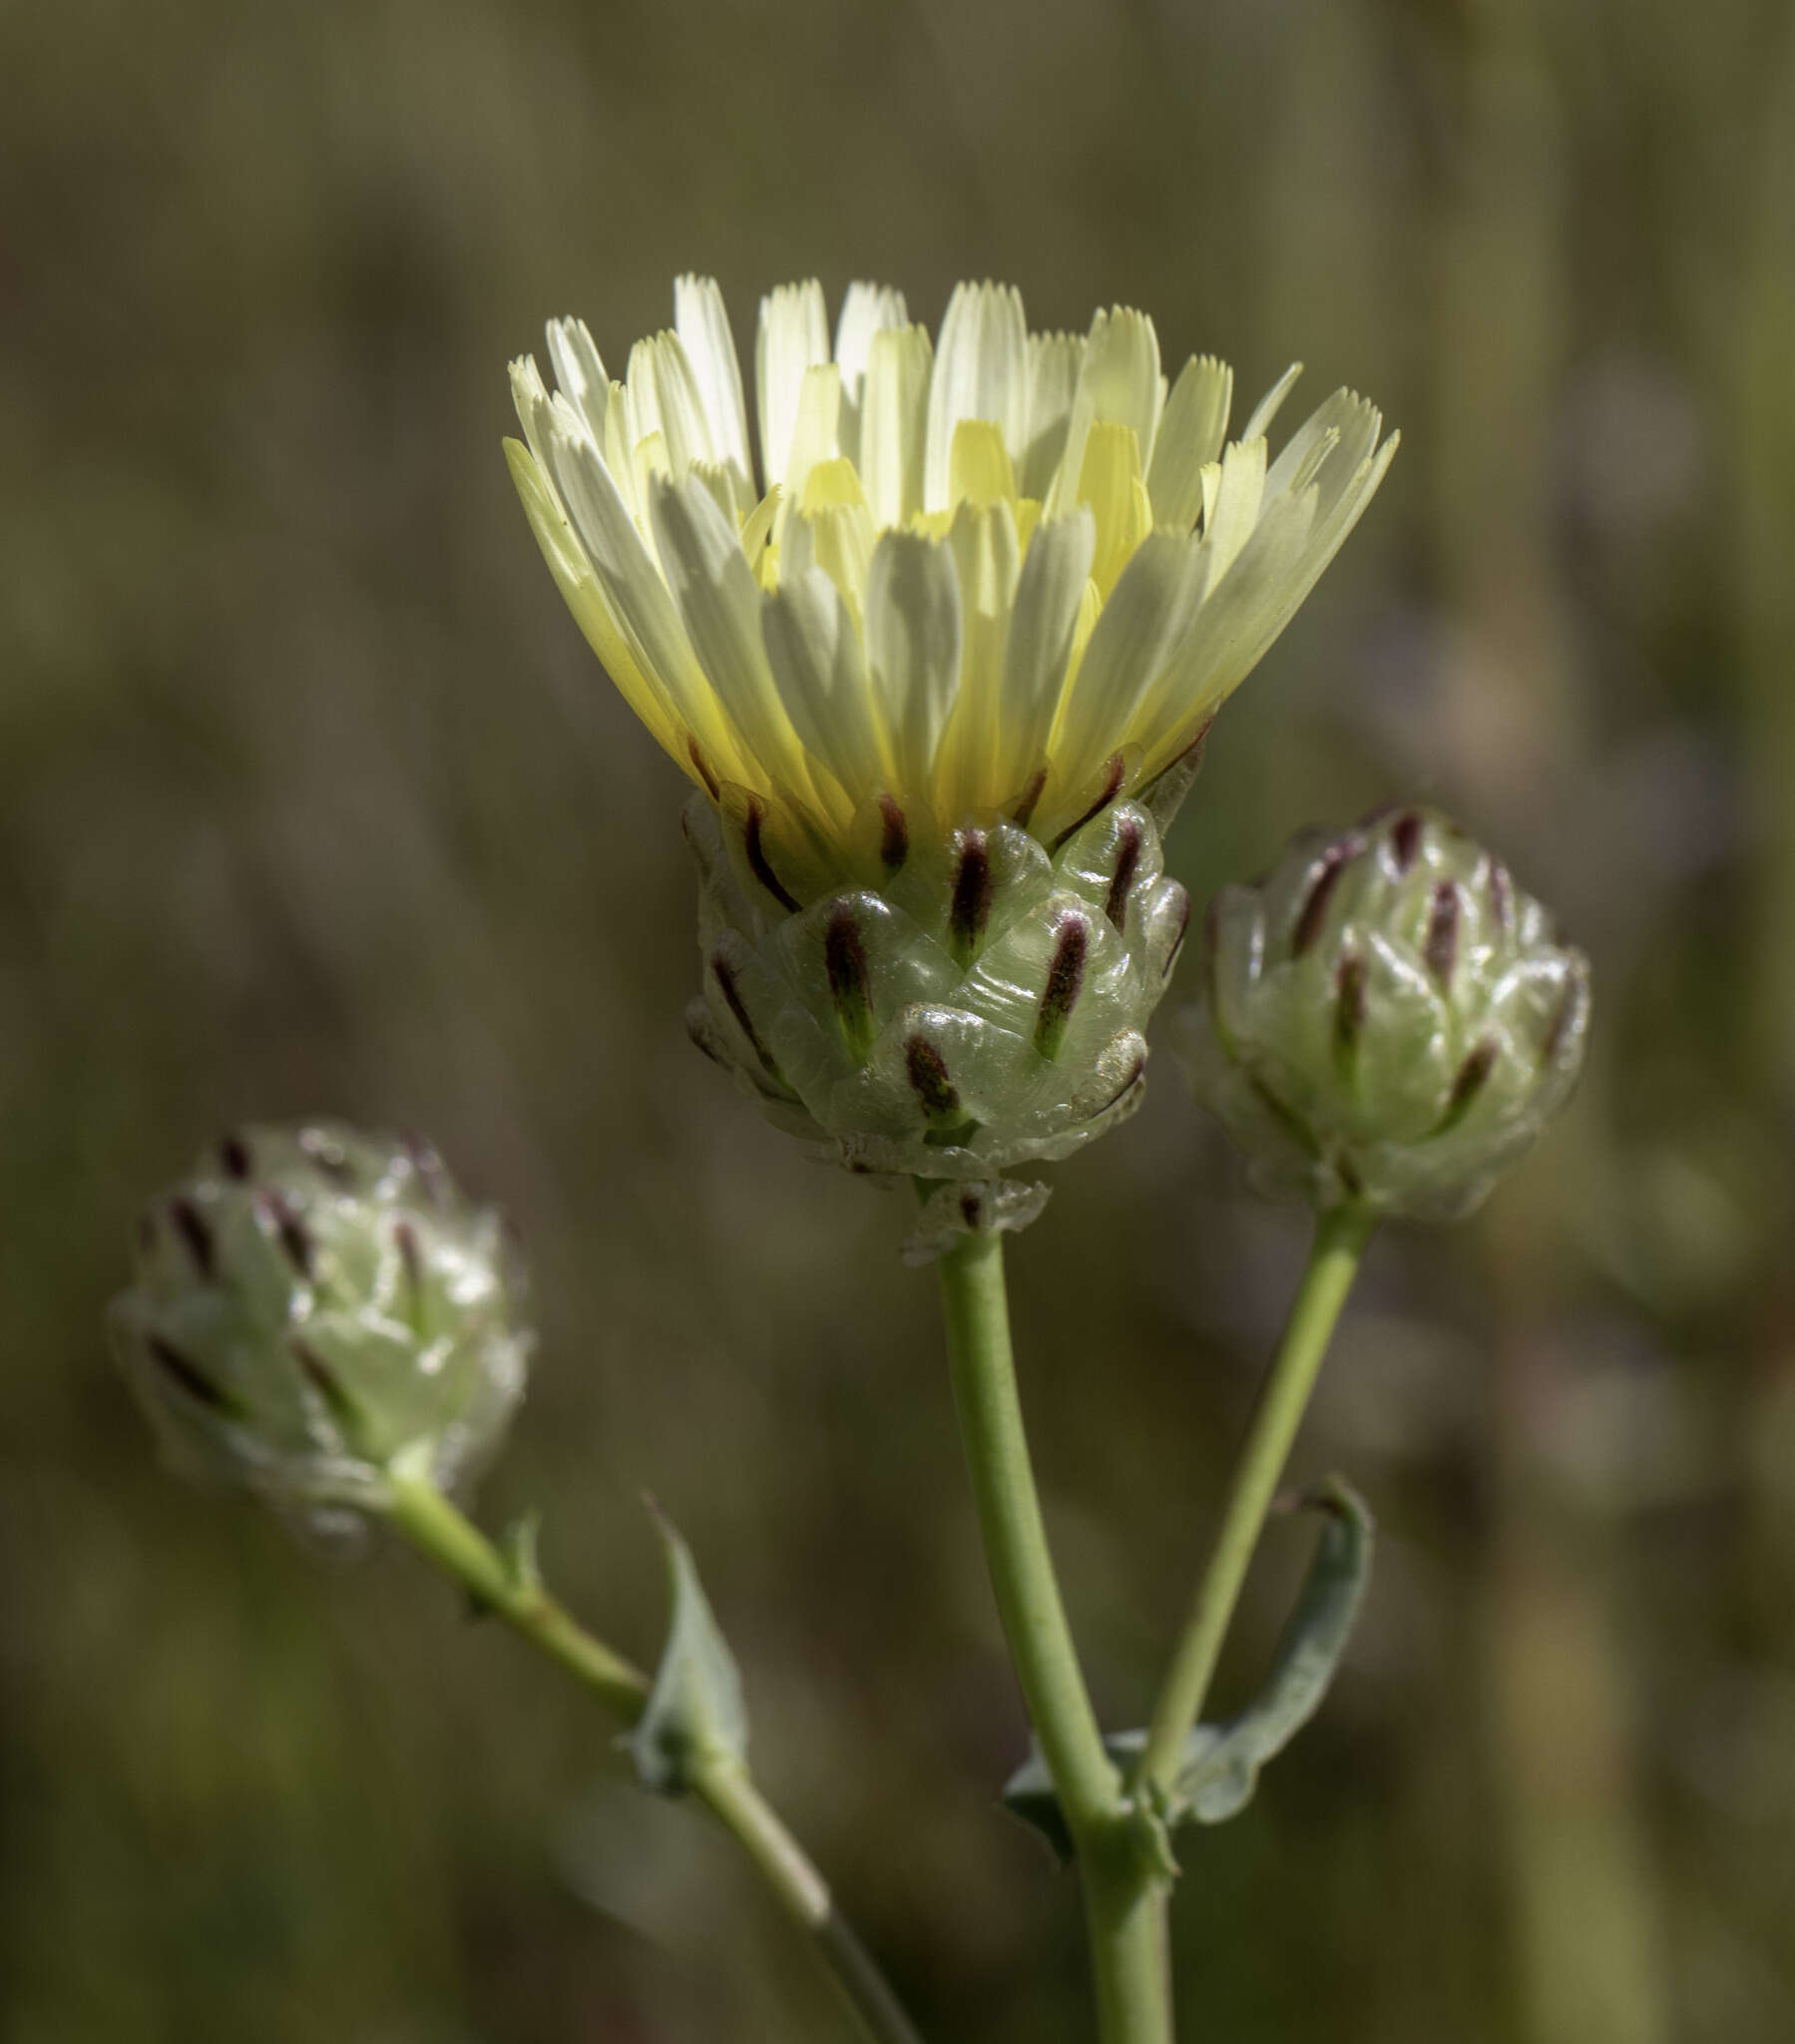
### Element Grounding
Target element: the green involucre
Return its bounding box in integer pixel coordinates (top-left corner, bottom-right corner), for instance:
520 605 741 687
685 790 1190 1179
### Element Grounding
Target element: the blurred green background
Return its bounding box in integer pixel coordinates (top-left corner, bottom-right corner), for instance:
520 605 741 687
5 1 1794 2038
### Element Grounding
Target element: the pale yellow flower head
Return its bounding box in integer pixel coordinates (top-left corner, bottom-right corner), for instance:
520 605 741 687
506 277 1395 872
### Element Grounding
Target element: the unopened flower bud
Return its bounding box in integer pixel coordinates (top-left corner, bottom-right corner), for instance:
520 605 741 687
111 1124 530 1516
1182 808 1590 1219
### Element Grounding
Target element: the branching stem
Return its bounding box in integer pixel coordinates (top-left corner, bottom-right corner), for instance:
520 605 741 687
385 1474 923 2044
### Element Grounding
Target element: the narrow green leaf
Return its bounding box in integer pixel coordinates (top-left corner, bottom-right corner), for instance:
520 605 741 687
1174 1475 1374 1823
1000 1478 1373 1854
626 1505 749 1796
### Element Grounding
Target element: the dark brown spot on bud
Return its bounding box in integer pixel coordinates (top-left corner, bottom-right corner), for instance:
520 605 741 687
949 830 995 962
1294 840 1357 955
394 1220 422 1293
878 794 909 874
1035 913 1090 1060
220 1134 251 1180
959 1190 985 1231
1438 1036 1498 1132
259 1192 314 1278
290 1336 360 1433
1390 810 1423 873
1104 819 1142 932
1086 1045 1147 1121
298 1128 354 1186
171 1198 216 1279
742 797 800 913
1425 882 1461 985
1249 1075 1324 1159
147 1334 235 1414
1333 951 1368 1071
1161 886 1192 982
905 1035 961 1120
1051 753 1127 851
710 950 786 1088
686 737 720 800
1010 766 1048 830
823 906 877 1063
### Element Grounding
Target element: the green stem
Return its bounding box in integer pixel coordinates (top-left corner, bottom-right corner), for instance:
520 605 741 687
386 1474 650 1718
935 1230 1172 2044
696 1761 926 2044
385 1475 923 2044
1138 1204 1374 1794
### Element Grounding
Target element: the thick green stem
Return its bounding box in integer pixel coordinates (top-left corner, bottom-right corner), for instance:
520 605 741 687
936 1230 1172 2044
1139 1205 1374 1794
385 1476 922 2044
1083 1837 1174 2044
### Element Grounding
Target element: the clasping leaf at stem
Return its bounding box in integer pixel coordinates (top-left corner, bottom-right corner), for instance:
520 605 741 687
626 1504 749 1795
1003 1478 1373 1857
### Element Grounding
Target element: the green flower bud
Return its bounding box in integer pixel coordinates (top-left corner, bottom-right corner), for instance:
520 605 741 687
683 788 1190 1180
111 1124 530 1516
1182 808 1590 1219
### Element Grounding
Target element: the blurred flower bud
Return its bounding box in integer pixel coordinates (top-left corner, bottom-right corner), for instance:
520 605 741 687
111 1124 530 1516
685 792 1188 1180
1182 808 1590 1220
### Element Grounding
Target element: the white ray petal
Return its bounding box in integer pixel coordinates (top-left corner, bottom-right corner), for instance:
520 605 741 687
923 281 1030 513
779 362 843 523
506 438 691 771
1047 307 1162 517
934 498 1023 813
510 355 564 478
1200 435 1268 588
1132 426 1398 782
1269 389 1383 519
860 323 933 530
755 279 830 494
1000 508 1097 795
1019 330 1085 503
864 531 963 793
836 281 910 395
785 458 877 615
1051 527 1203 772
546 422 733 767
544 317 609 442
761 566 887 802
1146 354 1233 530
835 281 909 471
674 274 753 490
601 377 644 525
649 471 823 806
629 331 714 478
1241 361 1303 446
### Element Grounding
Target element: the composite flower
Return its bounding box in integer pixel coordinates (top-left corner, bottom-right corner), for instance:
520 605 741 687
508 276 1394 866
506 278 1396 1182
